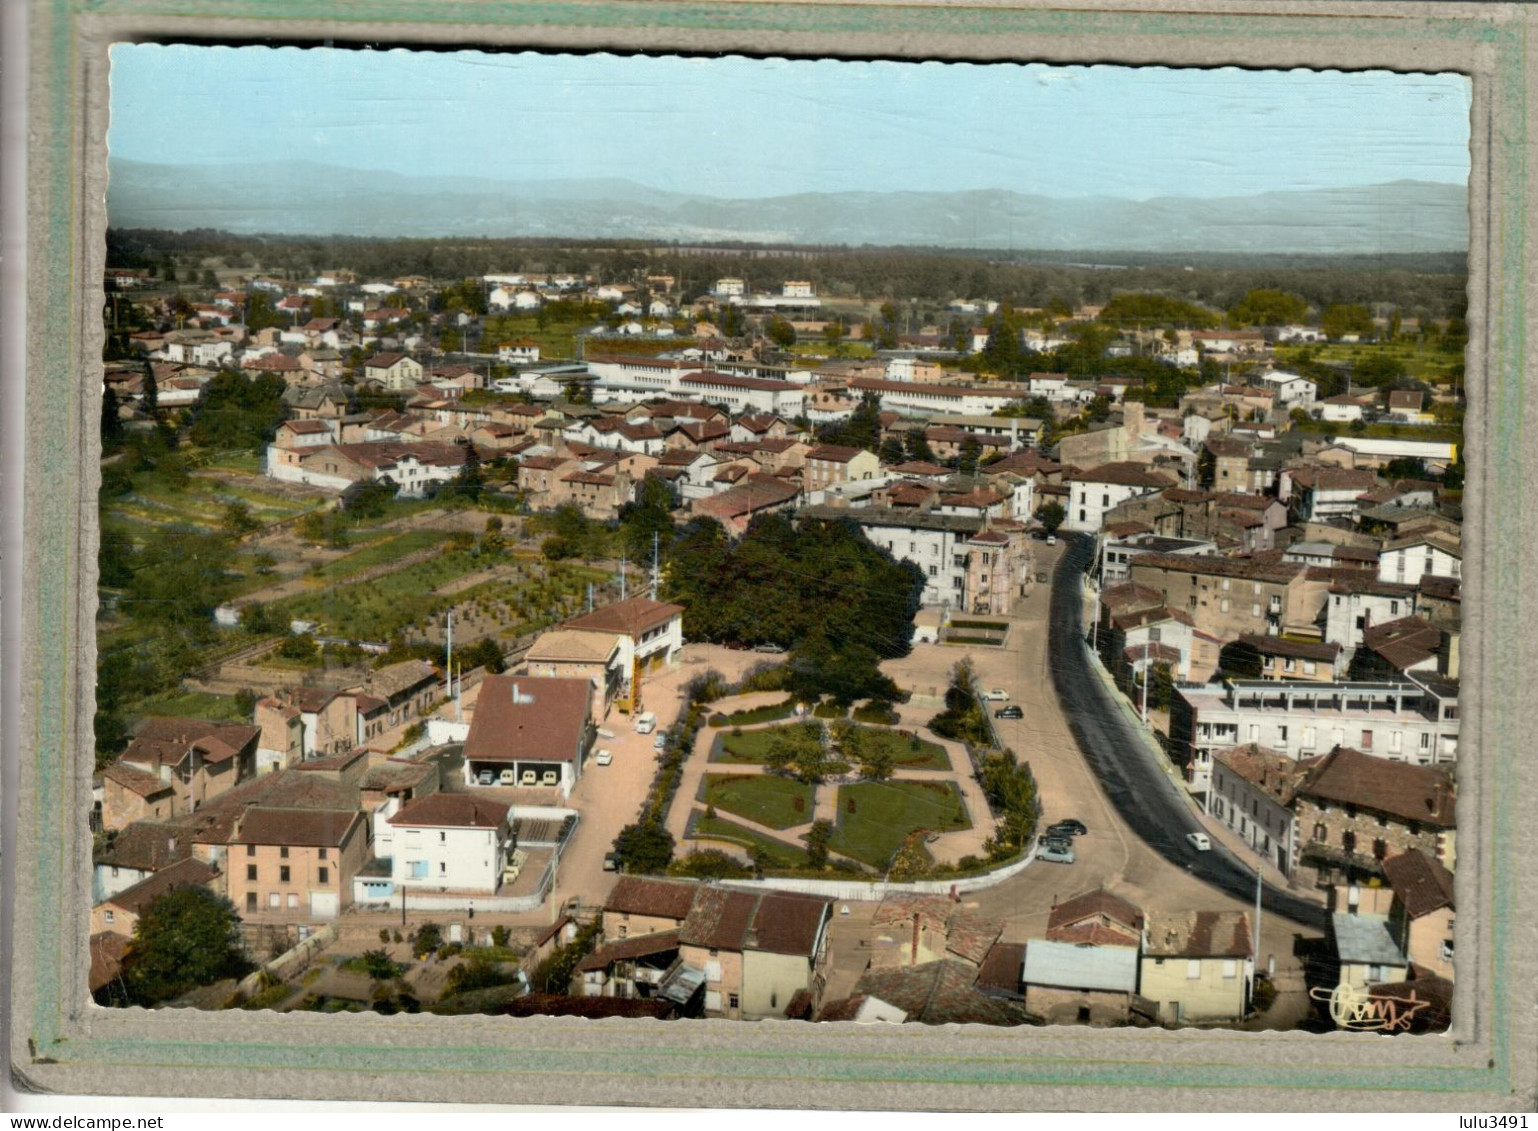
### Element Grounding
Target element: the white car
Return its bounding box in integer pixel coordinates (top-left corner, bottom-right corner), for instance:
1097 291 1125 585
1046 535 1057 546
1186 831 1212 852
982 688 1009 702
594 749 613 766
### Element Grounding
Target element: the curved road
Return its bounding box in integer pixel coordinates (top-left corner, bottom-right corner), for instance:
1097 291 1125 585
1049 532 1328 932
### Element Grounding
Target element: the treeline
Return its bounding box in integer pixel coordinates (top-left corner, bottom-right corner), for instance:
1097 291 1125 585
663 514 924 705
107 228 1469 320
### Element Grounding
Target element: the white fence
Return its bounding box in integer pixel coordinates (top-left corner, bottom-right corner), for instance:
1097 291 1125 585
720 842 1037 903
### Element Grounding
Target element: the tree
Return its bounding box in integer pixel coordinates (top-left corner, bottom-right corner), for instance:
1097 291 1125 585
619 474 676 564
957 437 982 477
101 385 124 445
456 444 484 502
878 436 905 466
904 432 938 464
118 887 252 1007
821 320 846 348
1228 288 1308 328
805 819 833 870
141 361 159 418
1038 500 1066 535
462 637 506 675
612 821 675 874
221 500 261 537
278 632 319 663
766 316 797 349
1320 303 1376 340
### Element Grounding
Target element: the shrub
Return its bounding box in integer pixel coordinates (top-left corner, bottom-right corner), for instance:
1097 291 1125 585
490 925 510 948
411 923 443 959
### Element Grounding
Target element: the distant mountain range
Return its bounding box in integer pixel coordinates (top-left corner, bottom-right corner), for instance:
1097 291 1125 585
107 158 1468 255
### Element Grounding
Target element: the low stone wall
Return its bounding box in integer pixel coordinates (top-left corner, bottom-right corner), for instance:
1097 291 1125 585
233 922 340 999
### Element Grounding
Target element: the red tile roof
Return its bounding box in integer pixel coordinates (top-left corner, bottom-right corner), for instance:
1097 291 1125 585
1381 849 1455 918
463 675 591 765
562 595 683 638
101 857 221 916
388 793 509 830
231 806 362 848
1298 747 1456 828
123 718 260 770
603 876 699 922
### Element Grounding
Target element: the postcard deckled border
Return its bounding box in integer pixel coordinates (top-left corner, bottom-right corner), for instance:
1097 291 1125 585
11 0 1535 1110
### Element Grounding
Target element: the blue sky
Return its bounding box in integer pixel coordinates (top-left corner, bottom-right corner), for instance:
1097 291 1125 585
108 45 1471 200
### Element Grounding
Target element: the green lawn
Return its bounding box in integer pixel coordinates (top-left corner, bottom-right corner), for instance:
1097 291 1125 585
709 698 797 728
309 530 449 583
846 725 951 771
829 781 971 868
690 811 808 868
713 722 820 764
702 773 815 830
1275 340 1465 385
127 689 249 724
201 450 265 474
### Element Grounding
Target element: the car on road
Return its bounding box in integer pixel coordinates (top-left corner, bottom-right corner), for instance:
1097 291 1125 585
995 705 1024 719
1037 838 1076 864
1187 831 1212 851
594 749 613 766
602 852 619 872
753 642 787 654
1047 819 1087 838
982 688 1009 701
1046 535 1057 546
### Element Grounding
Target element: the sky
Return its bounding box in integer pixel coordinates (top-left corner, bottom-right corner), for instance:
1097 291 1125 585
107 45 1471 200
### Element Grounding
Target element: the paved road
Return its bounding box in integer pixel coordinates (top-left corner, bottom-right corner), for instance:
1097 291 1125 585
1048 532 1328 932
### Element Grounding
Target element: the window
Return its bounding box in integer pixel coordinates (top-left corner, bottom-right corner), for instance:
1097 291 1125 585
1079 510 1086 522
728 993 740 1010
1342 831 1357 855
1277 725 1288 743
104 910 115 924
440 862 447 875
1102 494 1110 507
1421 733 1432 751
246 865 258 882
439 831 447 843
318 867 329 884
246 892 257 911
1187 960 1203 980
1303 661 1316 676
287 893 299 909
319 848 328 860
709 948 719 957
1361 730 1373 750
268 893 280 908
279 866 291 883
1222 960 1238 979
1312 823 1327 843
1252 603 1261 617
280 846 289 859
246 844 255 857
929 565 938 578
1220 598 1230 613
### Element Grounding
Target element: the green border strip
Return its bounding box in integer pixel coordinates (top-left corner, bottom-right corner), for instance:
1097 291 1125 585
19 0 1524 1102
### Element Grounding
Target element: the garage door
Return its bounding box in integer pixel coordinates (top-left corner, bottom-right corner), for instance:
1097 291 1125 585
648 652 666 671
309 891 339 920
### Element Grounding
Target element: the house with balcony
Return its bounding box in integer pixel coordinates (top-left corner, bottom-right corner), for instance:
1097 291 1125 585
1170 677 1460 793
1209 744 1304 876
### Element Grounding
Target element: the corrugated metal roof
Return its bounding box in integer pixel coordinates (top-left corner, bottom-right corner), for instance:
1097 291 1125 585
1021 939 1139 993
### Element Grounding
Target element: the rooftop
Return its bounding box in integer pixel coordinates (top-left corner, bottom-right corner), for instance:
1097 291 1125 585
1022 939 1139 993
463 676 592 765
1331 912 1408 967
562 595 684 638
388 793 509 830
1142 910 1253 959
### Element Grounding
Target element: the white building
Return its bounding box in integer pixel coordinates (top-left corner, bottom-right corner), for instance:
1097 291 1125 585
847 376 1039 418
713 278 746 298
1208 744 1302 877
1257 371 1318 408
387 794 514 894
1324 577 1420 661
1378 533 1462 587
677 371 806 416
1063 463 1176 534
1172 677 1459 792
801 506 983 608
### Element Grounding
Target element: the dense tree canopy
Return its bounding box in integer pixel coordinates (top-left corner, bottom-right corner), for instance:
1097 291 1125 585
1098 292 1221 329
116 886 252 1007
1228 288 1308 327
188 371 287 452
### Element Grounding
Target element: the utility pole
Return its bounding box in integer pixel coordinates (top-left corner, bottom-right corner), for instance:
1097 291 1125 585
619 553 627 600
650 530 660 600
444 610 453 693
1140 643 1151 723
587 583 594 614
1251 861 1264 1011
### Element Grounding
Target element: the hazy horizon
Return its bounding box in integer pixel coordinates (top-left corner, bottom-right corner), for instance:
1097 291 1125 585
107 47 1471 203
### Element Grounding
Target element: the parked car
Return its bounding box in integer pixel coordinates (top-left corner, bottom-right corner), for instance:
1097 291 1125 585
602 852 619 872
498 768 516 786
1187 832 1212 852
753 642 787 654
653 735 668 753
724 641 751 651
995 705 1024 719
1046 535 1057 546
634 712 657 734
982 688 1009 702
476 769 495 786
1047 819 1088 837
594 749 613 766
1038 838 1076 864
